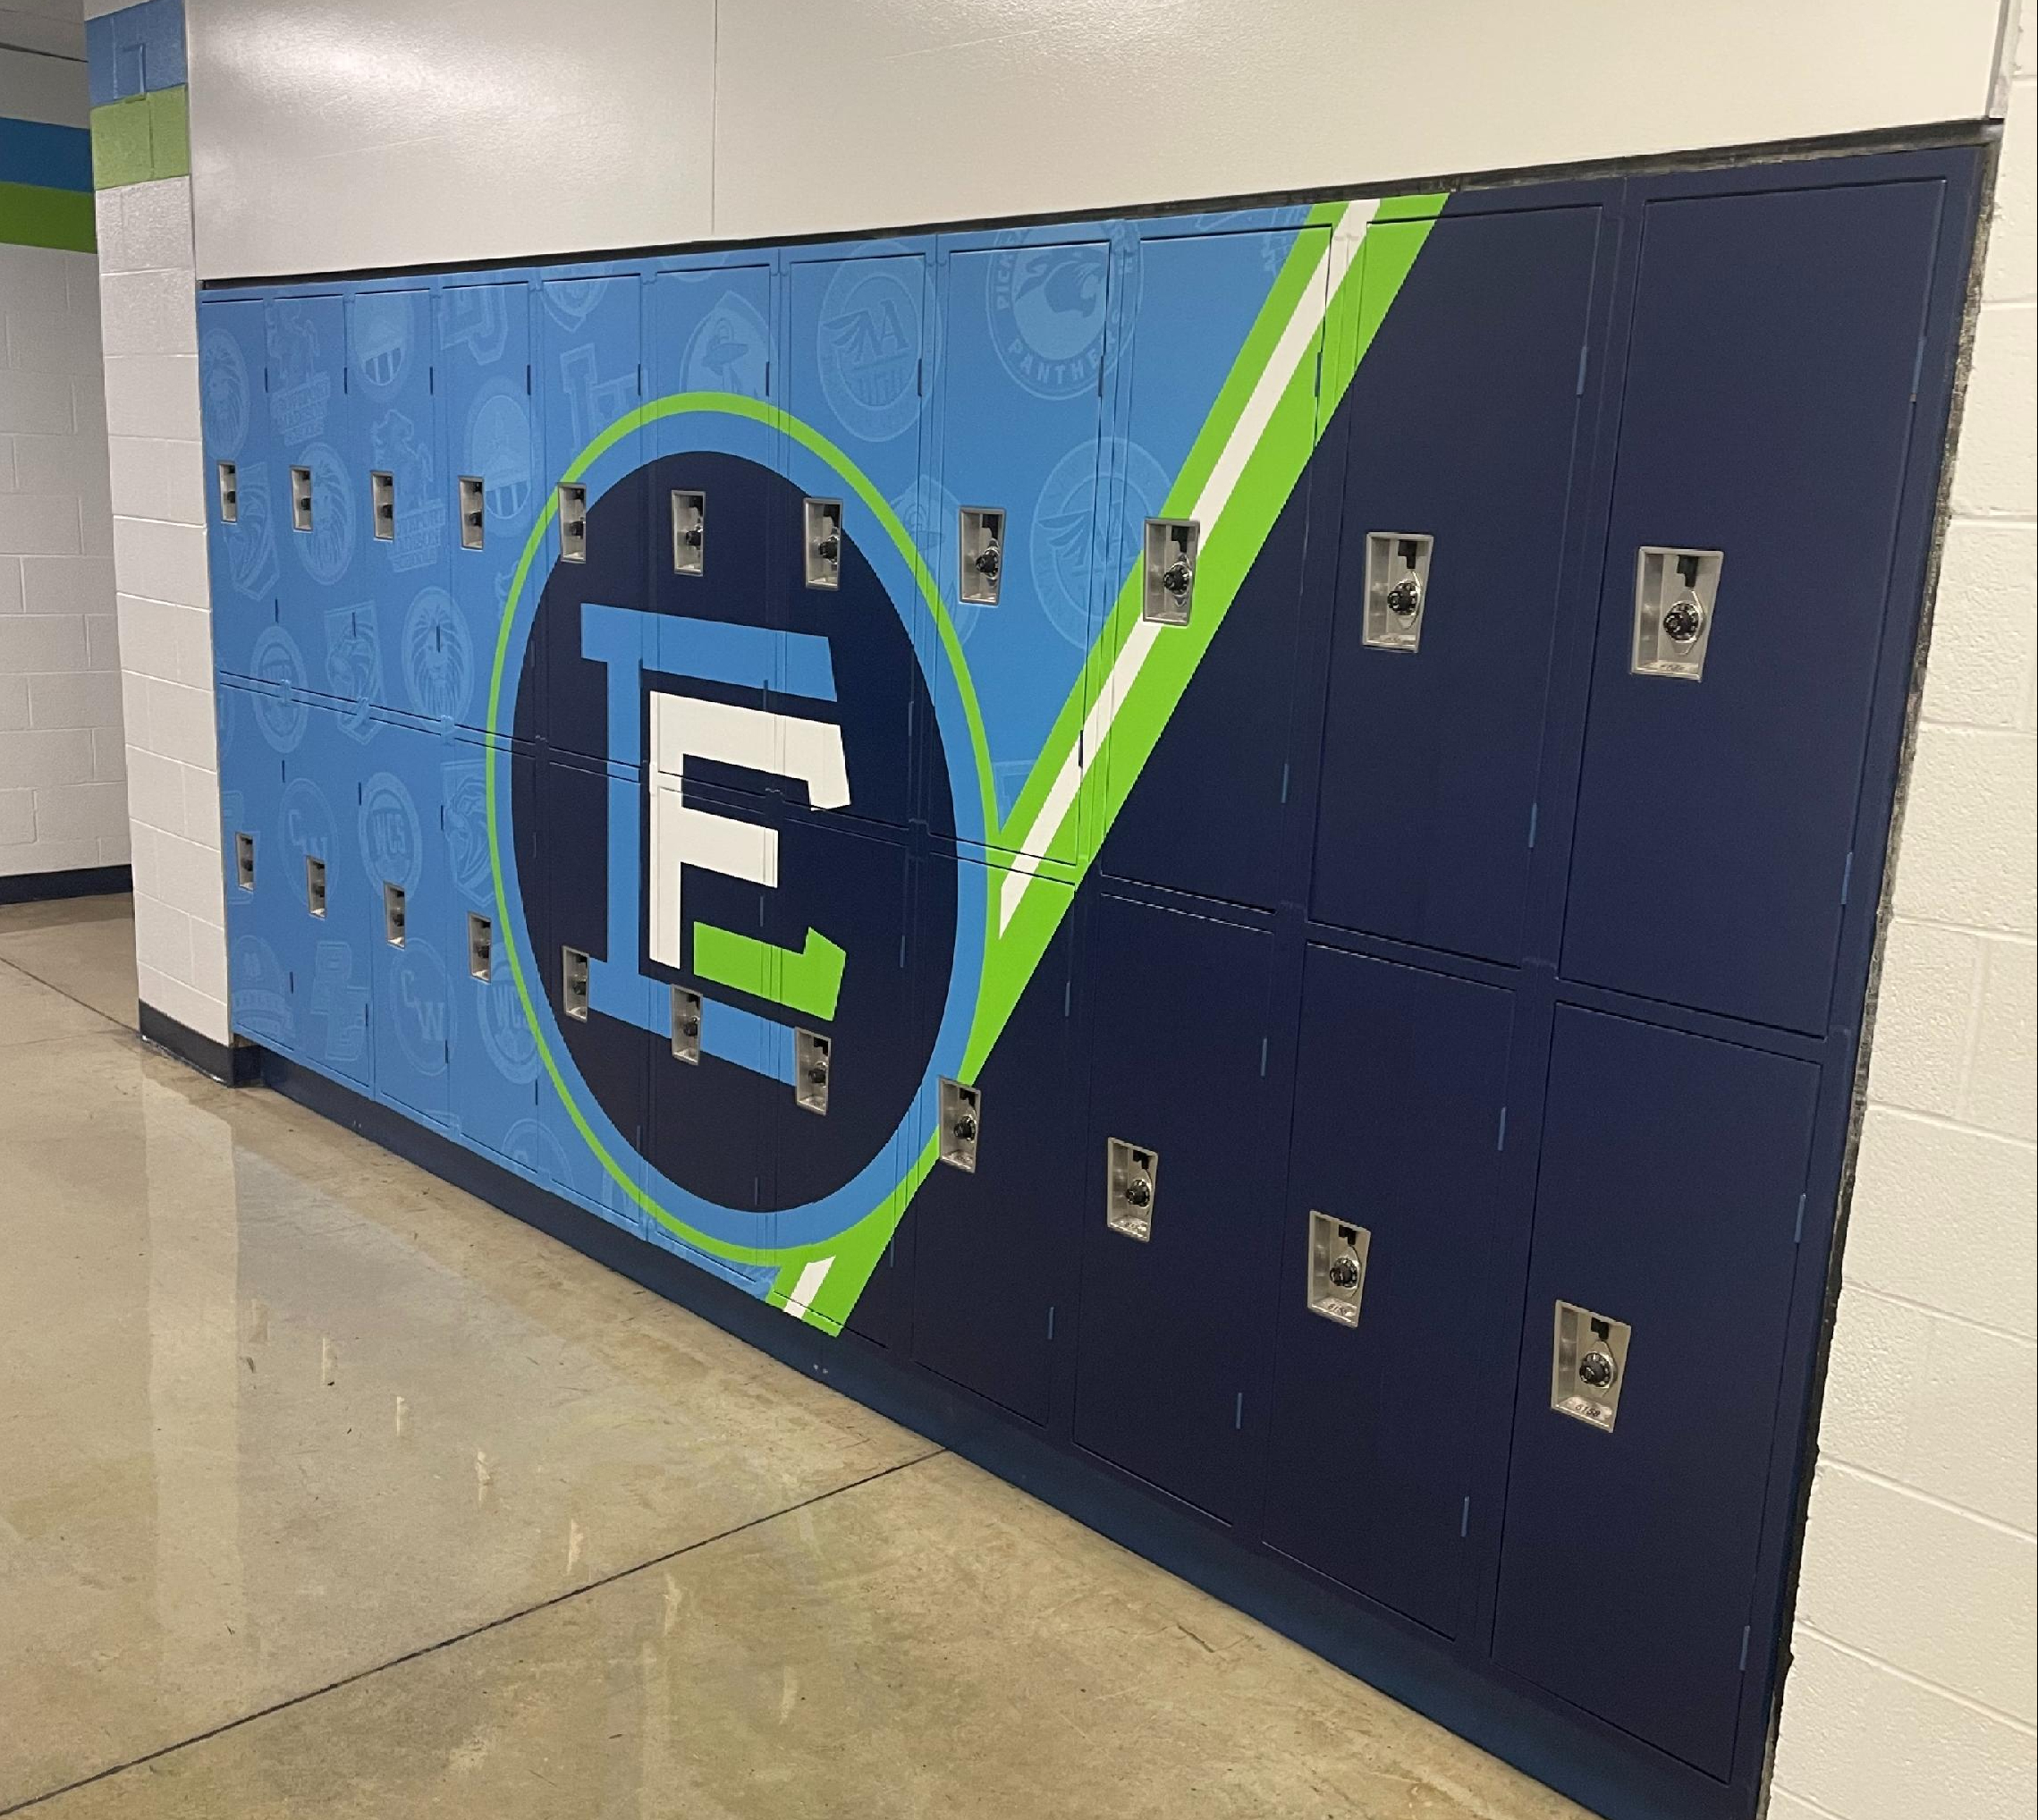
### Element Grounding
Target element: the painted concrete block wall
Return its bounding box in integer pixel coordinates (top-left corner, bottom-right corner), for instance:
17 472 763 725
0 39 125 881
1767 16 2038 1820
96 173 221 1038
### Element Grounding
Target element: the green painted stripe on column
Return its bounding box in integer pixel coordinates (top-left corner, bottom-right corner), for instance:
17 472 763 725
0 181 95 251
90 84 190 189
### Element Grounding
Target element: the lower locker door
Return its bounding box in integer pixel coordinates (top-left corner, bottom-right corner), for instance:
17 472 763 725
217 684 293 1055
1072 892 1280 1521
1262 946 1514 1637
910 868 1078 1423
362 718 452 1126
1492 1005 1818 1778
280 702 373 1090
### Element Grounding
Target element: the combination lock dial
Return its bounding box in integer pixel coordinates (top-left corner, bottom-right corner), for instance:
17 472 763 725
1161 559 1193 598
1578 1349 1618 1391
1385 576 1424 618
1328 1256 1361 1290
1662 594 1704 645
973 541 1002 580
814 529 841 563
1124 1175 1153 1209
952 1112 978 1142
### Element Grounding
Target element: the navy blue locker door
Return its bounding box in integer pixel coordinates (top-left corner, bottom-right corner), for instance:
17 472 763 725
1309 206 1600 964
1493 1006 1818 1777
445 734 544 1163
782 252 926 834
1099 226 1327 910
1562 180 1945 1033
199 299 280 685
359 715 453 1125
1262 947 1513 1637
266 296 361 715
538 274 645 759
278 701 374 1089
350 289 446 721
1072 892 1279 1521
910 869 1078 1421
437 282 537 734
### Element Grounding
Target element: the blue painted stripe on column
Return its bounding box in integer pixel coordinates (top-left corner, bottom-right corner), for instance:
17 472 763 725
0 119 93 193
87 0 188 107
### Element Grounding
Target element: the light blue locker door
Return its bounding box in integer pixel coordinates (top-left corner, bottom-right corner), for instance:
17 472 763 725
199 299 281 686
934 240 1112 859
444 731 545 1163
782 250 928 834
350 288 444 721
216 681 294 1057
538 272 645 758
437 281 537 734
266 294 362 719
278 700 374 1090
360 714 454 1126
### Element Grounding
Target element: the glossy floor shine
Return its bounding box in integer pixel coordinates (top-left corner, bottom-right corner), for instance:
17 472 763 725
0 897 1593 1820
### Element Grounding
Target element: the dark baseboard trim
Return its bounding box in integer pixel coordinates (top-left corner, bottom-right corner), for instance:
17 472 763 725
0 863 131 907
139 1001 261 1086
254 1045 1734 1820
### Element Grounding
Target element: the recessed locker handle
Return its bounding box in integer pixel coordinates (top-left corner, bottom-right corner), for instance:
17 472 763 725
459 476 486 549
558 484 588 563
216 461 239 523
371 470 396 541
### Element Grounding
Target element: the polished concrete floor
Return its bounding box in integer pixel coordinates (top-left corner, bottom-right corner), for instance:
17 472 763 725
0 896 1594 1820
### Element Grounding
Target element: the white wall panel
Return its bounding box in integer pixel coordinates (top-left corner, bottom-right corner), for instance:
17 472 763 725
187 0 715 278
185 0 2008 276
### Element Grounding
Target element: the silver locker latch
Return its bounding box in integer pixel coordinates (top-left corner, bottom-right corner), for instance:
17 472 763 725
938 1078 981 1172
304 854 327 918
795 1029 831 1113
1364 532 1433 652
216 461 239 524
1551 1300 1632 1433
804 498 842 588
671 489 706 576
233 830 255 892
290 465 313 533
1141 519 1199 625
467 912 492 981
558 484 588 563
459 475 486 550
1106 1138 1159 1241
671 986 703 1064
1632 546 1722 681
959 507 1005 605
383 882 407 947
562 946 590 1021
1306 1211 1372 1326
371 469 396 541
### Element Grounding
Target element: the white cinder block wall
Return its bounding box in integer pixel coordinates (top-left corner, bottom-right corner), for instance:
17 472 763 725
0 44 125 883
1767 16 2038 1820
97 174 224 1039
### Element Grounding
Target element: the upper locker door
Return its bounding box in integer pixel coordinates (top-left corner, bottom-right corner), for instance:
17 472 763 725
1262 948 1514 1638
1493 1007 1819 1778
437 282 537 733
1562 180 1946 1033
350 289 443 720
537 272 646 759
930 238 1112 862
1309 205 1601 964
782 250 929 834
1096 224 1329 910
266 294 357 712
199 298 280 685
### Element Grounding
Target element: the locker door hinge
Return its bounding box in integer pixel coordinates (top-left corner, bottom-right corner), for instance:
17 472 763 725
1279 761 1290 805
1046 1305 1056 1340
262 365 270 393
637 362 644 395
427 363 436 394
1063 979 1071 1018
1738 1624 1751 1672
764 359 771 396
1576 343 1589 397
1527 801 1539 849
1233 1392 1245 1431
525 363 532 394
916 357 924 397
1839 850 1854 905
1910 333 1926 402
1794 1193 1806 1244
898 930 907 968
1496 1105 1509 1151
1460 1495 1471 1538
342 365 350 394
1259 1035 1269 1078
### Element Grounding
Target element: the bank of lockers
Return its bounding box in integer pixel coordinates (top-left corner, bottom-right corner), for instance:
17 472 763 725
205 148 1979 1820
